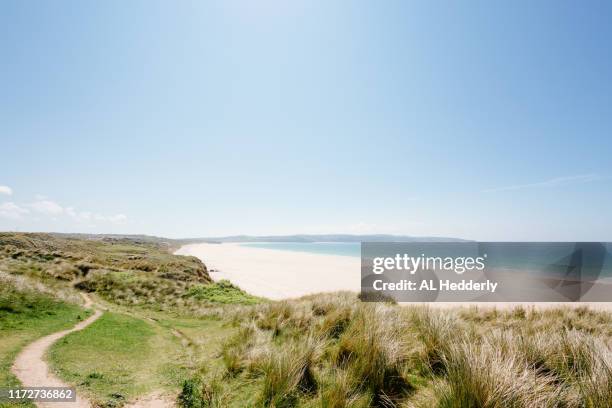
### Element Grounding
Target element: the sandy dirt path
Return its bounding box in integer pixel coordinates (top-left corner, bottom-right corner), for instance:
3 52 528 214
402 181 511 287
11 293 176 408
124 391 176 408
11 293 103 408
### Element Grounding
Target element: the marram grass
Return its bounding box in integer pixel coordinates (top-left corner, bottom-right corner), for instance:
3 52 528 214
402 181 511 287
180 294 612 407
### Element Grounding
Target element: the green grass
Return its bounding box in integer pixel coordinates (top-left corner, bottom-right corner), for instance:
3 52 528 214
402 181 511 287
3 233 612 407
185 280 261 305
0 281 87 408
48 310 238 407
0 233 253 406
0 232 212 310
49 312 164 406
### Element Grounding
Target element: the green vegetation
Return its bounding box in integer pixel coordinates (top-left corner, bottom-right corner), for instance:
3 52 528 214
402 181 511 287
0 232 263 312
180 294 612 408
0 233 247 407
1 233 611 407
0 232 213 310
49 312 174 407
185 280 260 304
0 278 87 408
47 307 240 407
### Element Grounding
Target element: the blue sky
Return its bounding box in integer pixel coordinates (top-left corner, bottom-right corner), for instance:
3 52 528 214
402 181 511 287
1 1 611 241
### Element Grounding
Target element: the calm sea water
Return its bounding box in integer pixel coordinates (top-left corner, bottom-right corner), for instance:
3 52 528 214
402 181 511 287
240 242 361 257
240 242 612 278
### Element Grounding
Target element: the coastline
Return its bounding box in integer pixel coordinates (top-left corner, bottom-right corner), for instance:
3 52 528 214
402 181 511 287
176 243 612 311
176 242 361 300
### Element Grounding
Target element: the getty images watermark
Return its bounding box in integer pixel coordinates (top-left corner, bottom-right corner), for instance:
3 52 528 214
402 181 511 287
360 242 612 302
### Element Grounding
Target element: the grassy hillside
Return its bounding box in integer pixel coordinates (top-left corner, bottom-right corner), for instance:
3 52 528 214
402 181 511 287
0 232 257 309
0 232 256 407
0 232 209 284
1 233 611 407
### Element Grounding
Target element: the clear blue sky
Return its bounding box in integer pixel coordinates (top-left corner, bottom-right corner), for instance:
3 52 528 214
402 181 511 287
1 1 611 241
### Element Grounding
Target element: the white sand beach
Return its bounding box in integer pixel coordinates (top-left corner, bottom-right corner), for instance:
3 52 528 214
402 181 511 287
176 243 612 311
176 243 361 300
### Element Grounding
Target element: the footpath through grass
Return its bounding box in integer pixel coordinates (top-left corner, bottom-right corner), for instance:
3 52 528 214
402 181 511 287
0 281 87 408
49 312 167 406
0 233 257 407
48 309 236 407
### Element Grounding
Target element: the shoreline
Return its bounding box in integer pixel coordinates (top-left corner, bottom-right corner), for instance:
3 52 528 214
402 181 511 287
176 242 361 300
176 242 612 311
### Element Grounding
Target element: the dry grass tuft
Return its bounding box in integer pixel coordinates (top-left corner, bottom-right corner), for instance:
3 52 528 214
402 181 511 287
197 295 612 407
256 336 325 407
439 339 562 407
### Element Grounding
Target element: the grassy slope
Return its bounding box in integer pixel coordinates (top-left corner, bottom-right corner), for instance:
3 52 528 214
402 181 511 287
2 233 611 407
49 312 171 406
46 310 239 407
0 233 254 407
0 232 210 308
0 232 257 309
186 280 261 305
0 281 88 408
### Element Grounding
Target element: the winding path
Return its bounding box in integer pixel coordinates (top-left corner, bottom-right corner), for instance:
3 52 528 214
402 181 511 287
11 293 103 408
10 293 175 408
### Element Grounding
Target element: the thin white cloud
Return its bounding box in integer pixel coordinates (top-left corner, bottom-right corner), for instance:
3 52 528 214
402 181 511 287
106 214 128 224
28 199 64 215
93 213 128 224
4 196 129 226
66 207 91 222
0 202 29 219
483 174 603 193
66 206 127 225
0 186 12 195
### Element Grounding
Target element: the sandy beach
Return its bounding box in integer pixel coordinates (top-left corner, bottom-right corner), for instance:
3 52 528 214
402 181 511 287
176 243 361 300
176 243 612 311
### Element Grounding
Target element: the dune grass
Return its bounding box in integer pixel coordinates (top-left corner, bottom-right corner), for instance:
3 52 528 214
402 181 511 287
178 294 612 408
0 232 263 313
2 234 612 407
0 232 213 310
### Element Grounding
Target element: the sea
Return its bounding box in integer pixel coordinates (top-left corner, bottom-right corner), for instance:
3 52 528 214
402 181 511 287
240 242 612 279
240 242 361 257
